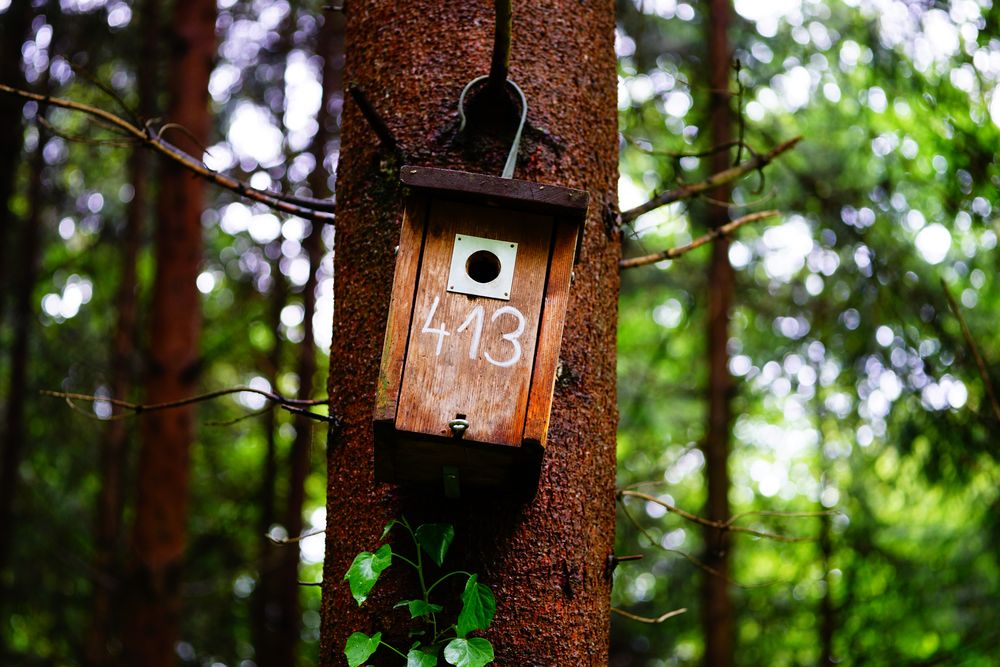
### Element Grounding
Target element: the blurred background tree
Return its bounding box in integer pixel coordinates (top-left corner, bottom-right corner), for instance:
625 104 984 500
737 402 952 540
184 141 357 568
0 0 998 665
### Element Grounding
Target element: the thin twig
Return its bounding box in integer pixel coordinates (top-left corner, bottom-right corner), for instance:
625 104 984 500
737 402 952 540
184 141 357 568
0 84 337 223
620 136 801 223
624 137 758 161
347 83 400 154
726 509 838 527
41 387 328 422
70 63 143 127
37 116 137 148
620 209 779 270
280 404 338 424
619 498 773 588
611 607 687 624
941 278 1000 425
489 0 512 89
298 581 323 587
269 528 326 545
619 490 815 543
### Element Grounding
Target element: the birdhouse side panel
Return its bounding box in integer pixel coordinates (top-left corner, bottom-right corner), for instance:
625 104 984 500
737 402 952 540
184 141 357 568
374 197 428 427
523 217 579 448
395 199 554 447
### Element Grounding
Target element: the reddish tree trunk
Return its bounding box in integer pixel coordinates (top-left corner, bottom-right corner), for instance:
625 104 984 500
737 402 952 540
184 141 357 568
320 2 619 664
251 247 287 664
85 6 157 664
701 0 735 665
264 14 344 664
122 1 215 664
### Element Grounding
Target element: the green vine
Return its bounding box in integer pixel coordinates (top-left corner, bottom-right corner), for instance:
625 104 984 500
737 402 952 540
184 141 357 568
342 518 496 667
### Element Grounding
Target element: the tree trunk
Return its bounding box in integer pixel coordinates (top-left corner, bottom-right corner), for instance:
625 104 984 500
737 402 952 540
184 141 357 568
701 0 735 665
0 0 32 330
319 2 619 664
0 96 47 621
265 13 344 664
122 1 215 663
251 247 288 665
85 5 157 663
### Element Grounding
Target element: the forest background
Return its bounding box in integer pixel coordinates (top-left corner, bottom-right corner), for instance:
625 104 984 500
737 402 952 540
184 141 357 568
1 0 999 665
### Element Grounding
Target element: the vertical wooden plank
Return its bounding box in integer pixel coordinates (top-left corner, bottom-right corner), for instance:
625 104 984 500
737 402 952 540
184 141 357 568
395 200 552 447
522 218 579 448
373 197 428 428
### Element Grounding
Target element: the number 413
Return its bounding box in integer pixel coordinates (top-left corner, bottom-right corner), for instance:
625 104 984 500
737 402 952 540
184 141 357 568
420 295 526 368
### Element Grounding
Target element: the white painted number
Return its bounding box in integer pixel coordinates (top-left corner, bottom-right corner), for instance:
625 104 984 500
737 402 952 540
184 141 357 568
420 296 450 356
420 296 526 368
483 306 525 368
456 305 484 359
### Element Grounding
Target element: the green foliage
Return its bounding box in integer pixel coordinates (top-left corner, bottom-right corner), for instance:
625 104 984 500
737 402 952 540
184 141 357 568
344 544 393 605
443 637 495 667
342 518 495 665
345 632 382 667
455 575 495 638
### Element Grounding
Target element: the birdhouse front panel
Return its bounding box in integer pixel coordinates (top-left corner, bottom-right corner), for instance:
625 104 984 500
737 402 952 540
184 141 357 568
395 199 553 446
373 165 588 494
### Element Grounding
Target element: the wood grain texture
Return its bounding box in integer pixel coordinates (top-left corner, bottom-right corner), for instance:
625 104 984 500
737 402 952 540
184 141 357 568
373 197 428 425
395 199 552 446
522 218 579 448
401 165 589 216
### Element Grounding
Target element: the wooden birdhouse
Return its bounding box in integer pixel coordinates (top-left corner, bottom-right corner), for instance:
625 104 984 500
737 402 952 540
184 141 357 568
373 165 588 496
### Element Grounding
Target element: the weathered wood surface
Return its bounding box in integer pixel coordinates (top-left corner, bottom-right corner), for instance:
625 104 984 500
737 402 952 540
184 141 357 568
522 217 579 447
395 199 552 446
373 197 428 426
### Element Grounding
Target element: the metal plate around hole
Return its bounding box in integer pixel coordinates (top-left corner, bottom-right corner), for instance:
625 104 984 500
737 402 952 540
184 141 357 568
446 234 518 301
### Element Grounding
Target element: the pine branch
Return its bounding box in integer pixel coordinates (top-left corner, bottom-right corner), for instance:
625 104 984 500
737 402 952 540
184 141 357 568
620 209 779 270
620 136 801 223
941 279 1000 425
0 83 337 223
618 490 818 543
41 387 329 422
611 607 687 624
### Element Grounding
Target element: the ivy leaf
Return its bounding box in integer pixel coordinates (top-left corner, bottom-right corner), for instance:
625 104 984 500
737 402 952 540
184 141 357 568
344 631 382 667
343 544 392 605
394 599 445 618
443 638 494 667
456 575 496 637
414 523 455 567
381 519 399 540
407 647 439 667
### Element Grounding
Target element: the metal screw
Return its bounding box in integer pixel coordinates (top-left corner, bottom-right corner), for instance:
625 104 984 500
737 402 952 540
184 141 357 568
448 418 469 438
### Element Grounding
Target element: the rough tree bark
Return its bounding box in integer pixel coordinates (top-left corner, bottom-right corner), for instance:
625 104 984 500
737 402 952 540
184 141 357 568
85 4 157 663
122 1 216 664
320 1 619 664
701 0 736 665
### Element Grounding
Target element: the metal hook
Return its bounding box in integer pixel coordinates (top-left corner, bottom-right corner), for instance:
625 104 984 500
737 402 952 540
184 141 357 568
457 75 528 180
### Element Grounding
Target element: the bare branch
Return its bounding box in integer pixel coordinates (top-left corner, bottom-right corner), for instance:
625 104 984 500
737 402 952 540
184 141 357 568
41 387 328 422
620 136 801 223
618 497 774 588
347 83 400 155
0 83 336 223
941 278 1000 425
489 0 512 89
620 209 779 270
619 490 816 543
612 606 687 624
269 528 326 545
